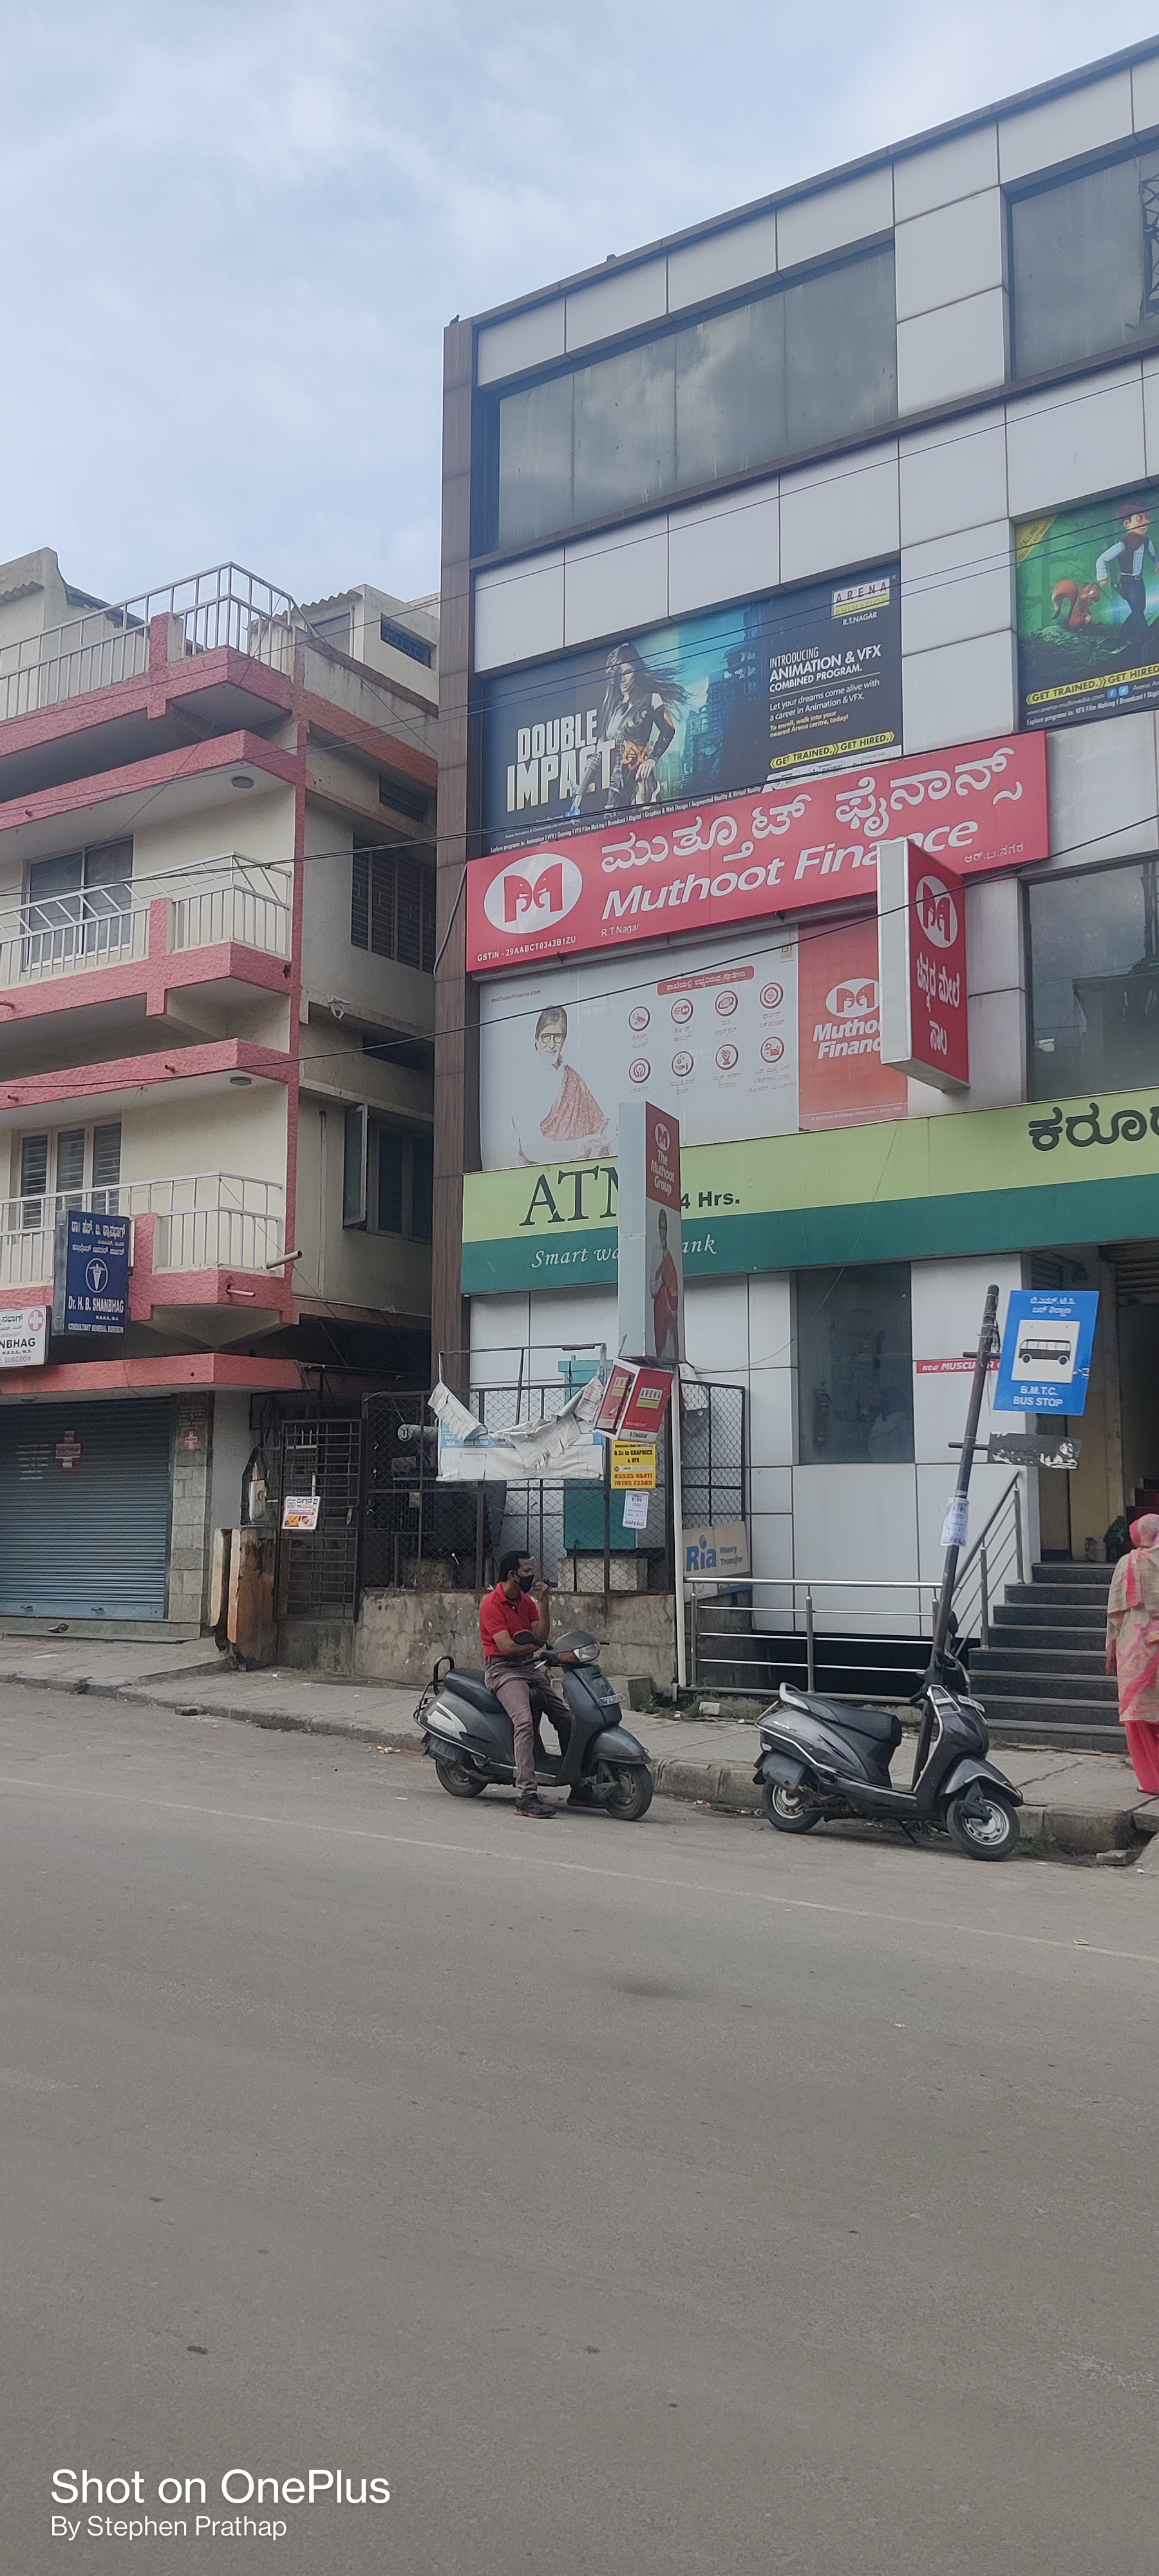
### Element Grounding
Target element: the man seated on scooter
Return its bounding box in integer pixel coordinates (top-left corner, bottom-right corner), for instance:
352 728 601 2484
479 1552 572 1820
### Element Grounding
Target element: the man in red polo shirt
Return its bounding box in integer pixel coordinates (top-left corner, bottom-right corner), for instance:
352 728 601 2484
480 1551 569 1819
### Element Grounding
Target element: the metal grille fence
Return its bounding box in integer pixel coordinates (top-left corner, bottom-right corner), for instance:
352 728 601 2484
276 1417 364 1620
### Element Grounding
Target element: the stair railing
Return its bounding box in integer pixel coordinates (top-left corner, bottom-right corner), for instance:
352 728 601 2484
952 1473 1024 1650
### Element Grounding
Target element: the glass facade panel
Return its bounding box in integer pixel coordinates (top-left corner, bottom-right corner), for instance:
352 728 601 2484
784 249 898 451
572 337 675 526
674 296 786 489
796 1264 914 1466
496 374 574 548
1011 147 1159 378
1028 858 1159 1097
491 246 896 549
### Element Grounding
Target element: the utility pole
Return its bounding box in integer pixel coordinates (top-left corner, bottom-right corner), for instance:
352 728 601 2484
926 1282 1000 1681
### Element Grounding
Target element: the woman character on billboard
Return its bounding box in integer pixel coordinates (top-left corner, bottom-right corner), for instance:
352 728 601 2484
650 1205 681 1361
513 1006 610 1164
567 641 684 817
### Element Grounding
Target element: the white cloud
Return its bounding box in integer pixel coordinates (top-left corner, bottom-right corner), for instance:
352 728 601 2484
0 0 1153 603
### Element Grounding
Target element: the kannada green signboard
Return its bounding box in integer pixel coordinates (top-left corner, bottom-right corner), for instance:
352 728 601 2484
462 1086 1159 1294
1017 484 1159 731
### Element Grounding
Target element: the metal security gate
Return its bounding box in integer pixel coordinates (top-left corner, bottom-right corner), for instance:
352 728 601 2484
276 1417 364 1619
0 1398 173 1619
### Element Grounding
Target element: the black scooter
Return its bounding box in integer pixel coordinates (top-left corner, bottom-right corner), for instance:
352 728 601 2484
754 1655 1022 1860
415 1629 654 1820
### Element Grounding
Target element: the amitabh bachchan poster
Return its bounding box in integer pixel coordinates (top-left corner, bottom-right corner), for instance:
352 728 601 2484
1017 484 1159 730
479 568 902 851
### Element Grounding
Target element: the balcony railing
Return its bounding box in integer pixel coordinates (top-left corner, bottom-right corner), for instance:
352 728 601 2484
0 856 292 989
0 1173 285 1289
0 564 302 724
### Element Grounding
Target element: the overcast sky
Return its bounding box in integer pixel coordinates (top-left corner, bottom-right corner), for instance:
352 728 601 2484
1 1 1155 612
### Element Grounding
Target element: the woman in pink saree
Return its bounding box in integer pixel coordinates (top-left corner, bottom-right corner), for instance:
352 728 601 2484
1106 1513 1159 1791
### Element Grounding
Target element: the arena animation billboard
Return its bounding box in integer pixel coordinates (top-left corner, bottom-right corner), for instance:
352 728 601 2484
478 569 903 850
1017 483 1159 731
466 732 1049 974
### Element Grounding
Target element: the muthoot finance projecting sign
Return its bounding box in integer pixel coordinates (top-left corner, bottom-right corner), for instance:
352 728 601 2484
466 733 1048 971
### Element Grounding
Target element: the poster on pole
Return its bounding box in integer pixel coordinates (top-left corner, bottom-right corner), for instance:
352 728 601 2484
617 1101 684 1363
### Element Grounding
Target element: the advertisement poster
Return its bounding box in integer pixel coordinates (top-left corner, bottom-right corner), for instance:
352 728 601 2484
994 1287 1100 1416
618 1102 684 1365
1017 485 1159 730
479 569 902 849
479 931 798 1168
466 731 1048 972
797 918 909 1132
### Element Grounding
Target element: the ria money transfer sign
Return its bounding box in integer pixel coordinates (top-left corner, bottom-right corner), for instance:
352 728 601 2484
1017 483 1159 732
466 732 1048 972
480 570 903 849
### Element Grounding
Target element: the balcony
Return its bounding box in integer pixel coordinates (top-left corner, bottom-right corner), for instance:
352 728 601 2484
0 565 302 726
0 1173 285 1290
0 855 291 990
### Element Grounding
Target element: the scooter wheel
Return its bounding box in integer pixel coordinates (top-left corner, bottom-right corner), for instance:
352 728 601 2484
945 1790 1020 1859
603 1763 653 1821
434 1756 487 1798
762 1780 821 1832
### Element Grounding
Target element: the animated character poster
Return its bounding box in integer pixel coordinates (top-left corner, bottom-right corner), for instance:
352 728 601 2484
479 569 902 851
1017 486 1159 730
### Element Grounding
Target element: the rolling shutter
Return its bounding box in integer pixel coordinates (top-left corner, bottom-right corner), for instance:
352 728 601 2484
0 1399 172 1619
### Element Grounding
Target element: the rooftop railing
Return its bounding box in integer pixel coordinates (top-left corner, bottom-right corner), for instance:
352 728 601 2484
0 564 301 724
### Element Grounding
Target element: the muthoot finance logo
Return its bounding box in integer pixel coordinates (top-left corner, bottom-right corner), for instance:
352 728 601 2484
483 852 583 936
813 976 881 1059
914 874 959 948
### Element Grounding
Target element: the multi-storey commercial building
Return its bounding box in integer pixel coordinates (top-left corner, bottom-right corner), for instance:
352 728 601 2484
0 549 437 1627
435 38 1159 1670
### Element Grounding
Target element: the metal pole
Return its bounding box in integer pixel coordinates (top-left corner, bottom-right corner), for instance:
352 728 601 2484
671 1379 688 1690
603 1437 612 1607
979 1545 989 1651
1014 1481 1024 1583
806 1586 815 1693
926 1282 1000 1681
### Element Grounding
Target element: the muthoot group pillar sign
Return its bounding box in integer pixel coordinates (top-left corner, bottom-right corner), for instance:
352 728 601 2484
617 1101 684 1362
877 837 969 1092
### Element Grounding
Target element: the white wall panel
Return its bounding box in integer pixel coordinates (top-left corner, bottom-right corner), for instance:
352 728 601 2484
964 876 1022 994
476 303 565 386
667 484 779 616
1141 353 1159 477
893 124 999 223
527 1285 616 1358
749 1466 793 1515
901 520 1012 657
683 1276 749 1376
748 1513 794 1633
997 72 1133 184
894 190 1004 323
666 211 778 312
779 444 899 585
776 167 894 269
563 520 668 644
903 627 1016 752
565 261 666 353
897 290 1008 412
899 412 1008 547
470 1294 532 1384
1005 368 1145 516
792 1465 919 1632
1045 713 1159 867
1133 55 1159 134
473 552 564 672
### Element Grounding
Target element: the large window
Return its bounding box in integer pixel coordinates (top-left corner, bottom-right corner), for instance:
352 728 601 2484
1010 142 1159 379
796 1264 914 1466
489 244 897 551
24 840 133 969
1028 857 1159 1097
16 1122 121 1228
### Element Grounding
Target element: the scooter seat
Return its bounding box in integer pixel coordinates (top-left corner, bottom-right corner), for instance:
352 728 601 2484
780 1687 900 1747
444 1670 504 1718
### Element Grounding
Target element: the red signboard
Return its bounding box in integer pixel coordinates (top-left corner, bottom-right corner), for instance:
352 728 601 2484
878 839 970 1092
594 1361 636 1434
617 1366 674 1436
797 918 908 1132
466 732 1049 973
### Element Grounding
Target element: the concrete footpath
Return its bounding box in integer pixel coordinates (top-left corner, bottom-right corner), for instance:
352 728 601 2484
0 1632 1154 1862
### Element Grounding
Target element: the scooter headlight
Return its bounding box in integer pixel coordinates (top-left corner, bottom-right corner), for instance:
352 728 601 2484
572 1642 600 1663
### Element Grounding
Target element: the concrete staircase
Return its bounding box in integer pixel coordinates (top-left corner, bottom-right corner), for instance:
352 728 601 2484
968 1561 1121 1751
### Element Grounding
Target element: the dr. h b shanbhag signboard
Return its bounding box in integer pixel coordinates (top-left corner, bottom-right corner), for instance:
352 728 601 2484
52 1211 130 1338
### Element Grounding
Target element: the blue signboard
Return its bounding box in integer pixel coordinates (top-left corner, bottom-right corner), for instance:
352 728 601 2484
994 1287 1099 1416
52 1210 130 1338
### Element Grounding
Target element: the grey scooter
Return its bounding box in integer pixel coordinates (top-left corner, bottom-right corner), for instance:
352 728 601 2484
754 1652 1022 1859
415 1629 654 1820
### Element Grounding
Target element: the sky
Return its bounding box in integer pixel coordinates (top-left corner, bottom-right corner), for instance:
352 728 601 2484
1 0 1156 614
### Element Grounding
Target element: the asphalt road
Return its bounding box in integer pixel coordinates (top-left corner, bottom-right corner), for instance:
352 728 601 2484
3 1683 1158 2576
